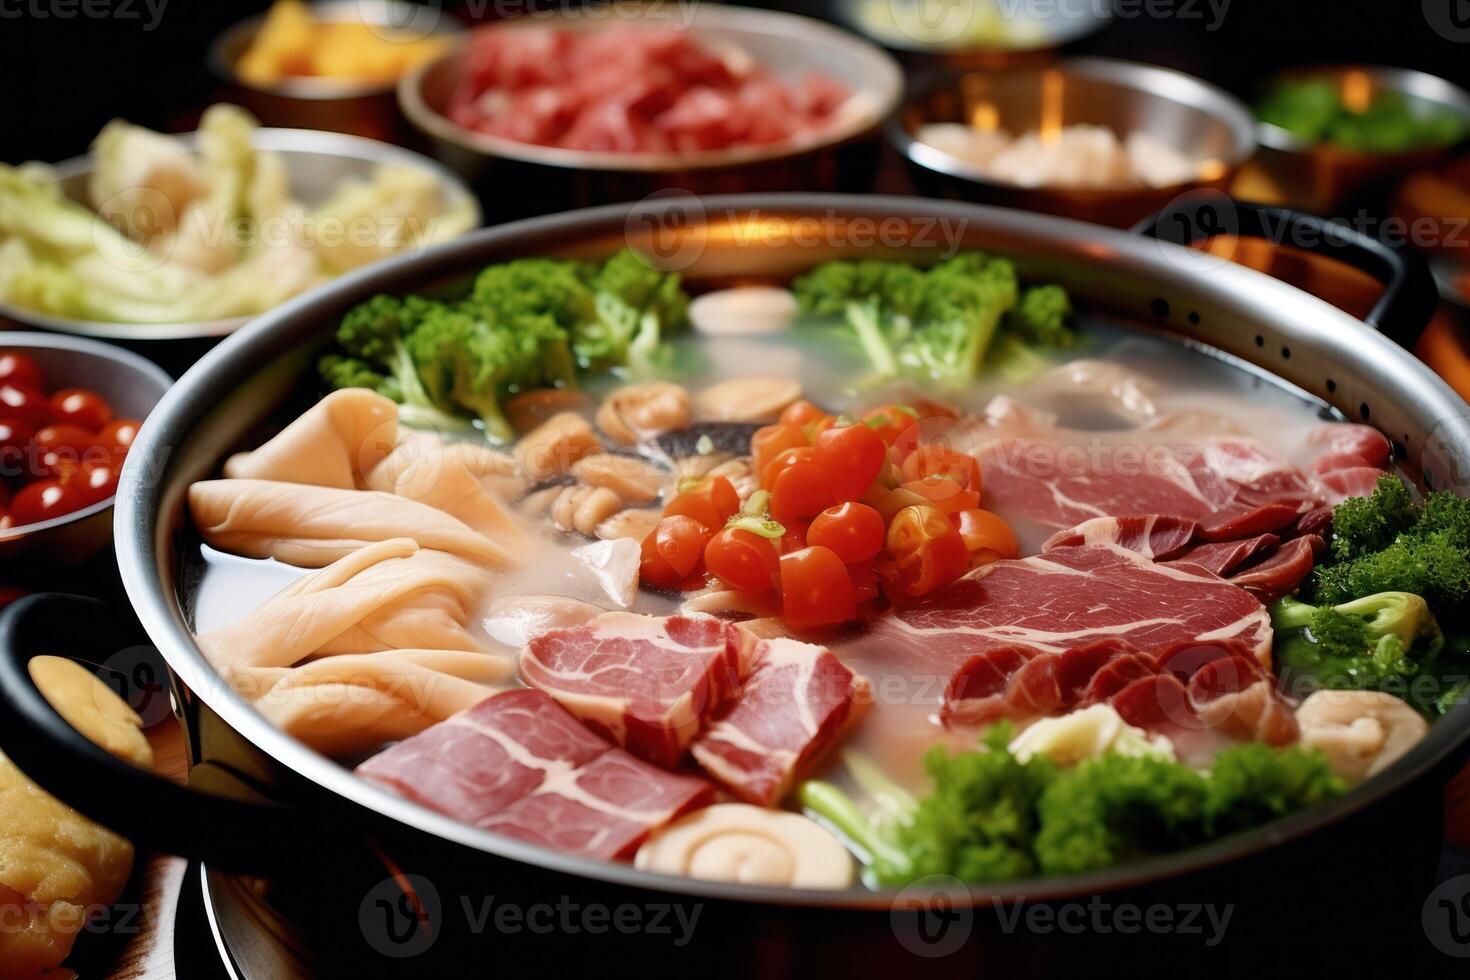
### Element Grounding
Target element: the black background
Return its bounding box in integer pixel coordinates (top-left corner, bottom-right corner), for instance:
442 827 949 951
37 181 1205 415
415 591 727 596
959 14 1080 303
3 0 1469 166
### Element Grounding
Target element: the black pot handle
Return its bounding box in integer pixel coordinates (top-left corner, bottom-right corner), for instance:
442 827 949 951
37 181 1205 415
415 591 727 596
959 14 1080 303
0 593 311 875
1133 198 1439 350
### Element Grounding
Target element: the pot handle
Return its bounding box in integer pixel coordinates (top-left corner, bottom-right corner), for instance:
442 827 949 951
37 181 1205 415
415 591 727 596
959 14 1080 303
0 593 312 875
1133 198 1439 350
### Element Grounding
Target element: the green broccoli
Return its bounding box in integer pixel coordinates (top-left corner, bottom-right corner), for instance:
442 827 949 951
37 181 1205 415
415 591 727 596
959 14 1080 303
469 257 598 335
792 259 926 378
317 353 402 401
1272 591 1443 698
1327 475 1418 562
1004 284 1074 349
899 253 1019 384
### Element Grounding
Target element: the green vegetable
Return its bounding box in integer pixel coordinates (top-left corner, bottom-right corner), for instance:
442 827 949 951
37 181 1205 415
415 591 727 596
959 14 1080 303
800 729 1340 887
1257 79 1470 152
327 294 470 433
791 254 1073 385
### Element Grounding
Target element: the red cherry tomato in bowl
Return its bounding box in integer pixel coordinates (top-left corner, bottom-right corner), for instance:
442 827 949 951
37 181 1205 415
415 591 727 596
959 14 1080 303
0 418 35 479
50 388 113 432
98 418 142 465
808 501 884 563
10 479 87 527
883 504 969 599
0 384 53 429
770 461 832 524
0 352 43 390
780 546 857 627
73 460 120 506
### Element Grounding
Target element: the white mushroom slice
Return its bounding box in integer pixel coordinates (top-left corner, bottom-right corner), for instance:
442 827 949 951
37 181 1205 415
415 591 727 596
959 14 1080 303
571 538 641 608
1008 704 1174 766
689 287 798 336
482 595 602 648
596 508 662 542
635 804 854 889
1296 690 1429 784
571 453 665 505
694 377 802 423
596 382 692 446
515 412 601 481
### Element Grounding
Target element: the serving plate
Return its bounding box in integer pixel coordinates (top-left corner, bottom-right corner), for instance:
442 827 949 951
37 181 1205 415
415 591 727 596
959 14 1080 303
0 196 1464 970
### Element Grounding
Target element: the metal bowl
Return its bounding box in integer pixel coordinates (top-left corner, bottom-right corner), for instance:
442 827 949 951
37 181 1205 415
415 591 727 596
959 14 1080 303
887 58 1257 228
208 0 463 140
0 128 480 343
0 333 172 564
397 5 904 217
1254 65 1470 213
828 0 1110 64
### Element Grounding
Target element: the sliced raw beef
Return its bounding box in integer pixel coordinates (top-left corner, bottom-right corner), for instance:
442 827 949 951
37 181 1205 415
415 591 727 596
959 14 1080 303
357 689 711 860
881 543 1274 677
942 636 1297 746
1045 515 1323 602
520 612 748 767
691 638 869 806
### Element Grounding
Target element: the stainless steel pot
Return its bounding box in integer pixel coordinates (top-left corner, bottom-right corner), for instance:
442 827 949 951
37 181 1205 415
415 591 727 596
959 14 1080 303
1 196 1465 973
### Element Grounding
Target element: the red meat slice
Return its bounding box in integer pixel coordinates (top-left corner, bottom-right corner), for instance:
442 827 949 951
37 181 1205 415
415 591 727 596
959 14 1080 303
520 612 748 768
690 637 868 806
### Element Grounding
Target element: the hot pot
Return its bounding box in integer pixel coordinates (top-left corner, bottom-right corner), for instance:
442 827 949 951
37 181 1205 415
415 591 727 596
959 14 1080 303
1 196 1466 974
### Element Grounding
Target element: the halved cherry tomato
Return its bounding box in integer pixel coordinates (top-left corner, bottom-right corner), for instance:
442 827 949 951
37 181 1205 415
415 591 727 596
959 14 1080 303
808 501 884 563
884 504 969 598
770 461 831 524
900 476 981 517
704 527 780 593
690 475 740 522
0 384 52 429
779 400 827 429
872 485 930 521
761 446 815 491
848 559 880 603
814 421 887 502
0 352 43 391
752 424 807 480
97 419 142 465
663 491 723 532
780 546 857 627
50 388 112 432
780 518 810 555
860 404 920 446
0 418 34 478
654 514 712 578
901 445 982 492
10 479 86 526
954 509 1020 559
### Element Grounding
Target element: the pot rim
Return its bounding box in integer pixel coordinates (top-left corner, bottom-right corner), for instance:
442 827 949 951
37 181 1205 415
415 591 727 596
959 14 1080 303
115 193 1470 909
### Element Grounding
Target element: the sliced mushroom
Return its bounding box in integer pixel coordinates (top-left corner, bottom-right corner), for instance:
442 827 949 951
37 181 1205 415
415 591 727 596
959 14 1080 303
1296 690 1429 784
571 453 665 505
688 287 798 336
596 382 692 446
635 804 854 889
694 377 802 423
516 412 601 481
596 508 662 542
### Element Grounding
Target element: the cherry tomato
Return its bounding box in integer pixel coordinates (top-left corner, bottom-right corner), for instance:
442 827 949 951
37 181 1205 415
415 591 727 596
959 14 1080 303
98 418 142 465
32 424 98 480
900 476 980 517
760 446 814 490
884 505 969 598
704 527 781 593
770 461 832 524
860 404 920 446
814 422 887 502
679 475 739 523
751 424 807 479
640 528 682 590
10 479 86 526
808 501 884 564
779 400 827 428
0 352 43 391
780 546 857 627
0 384 52 429
0 418 34 479
873 485 931 522
802 414 839 442
72 460 119 505
663 491 723 533
955 508 1020 559
780 518 811 555
848 559 880 603
654 514 712 578
49 388 112 432
901 445 982 492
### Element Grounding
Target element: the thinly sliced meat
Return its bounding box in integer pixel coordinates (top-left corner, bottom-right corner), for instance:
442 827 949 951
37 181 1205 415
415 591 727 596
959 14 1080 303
1228 535 1323 603
1163 534 1279 577
1079 653 1158 704
882 543 1274 675
356 689 712 860
1307 423 1390 469
1007 642 1123 716
1042 515 1199 560
690 638 869 806
519 612 747 767
1318 467 1390 504
940 646 1030 728
480 749 713 861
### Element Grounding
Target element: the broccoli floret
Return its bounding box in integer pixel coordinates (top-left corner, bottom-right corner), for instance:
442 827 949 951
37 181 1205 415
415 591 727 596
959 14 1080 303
1272 592 1444 702
792 259 927 378
900 253 1019 384
1418 491 1470 544
587 249 689 374
1328 475 1418 561
469 257 598 335
333 294 436 407
1314 529 1470 608
317 353 402 401
1004 284 1074 349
